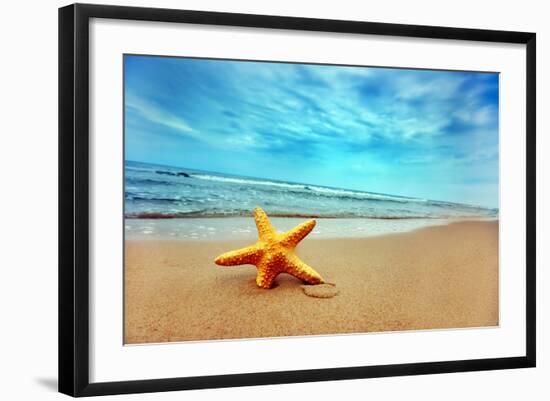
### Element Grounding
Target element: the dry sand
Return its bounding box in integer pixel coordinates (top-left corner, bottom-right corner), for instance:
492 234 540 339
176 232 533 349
124 220 498 344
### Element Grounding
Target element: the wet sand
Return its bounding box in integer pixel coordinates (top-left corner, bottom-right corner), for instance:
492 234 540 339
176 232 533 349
124 220 498 344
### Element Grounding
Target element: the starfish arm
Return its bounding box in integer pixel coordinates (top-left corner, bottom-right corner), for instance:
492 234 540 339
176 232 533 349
255 259 279 289
286 254 324 285
214 244 263 266
280 220 316 247
253 207 276 239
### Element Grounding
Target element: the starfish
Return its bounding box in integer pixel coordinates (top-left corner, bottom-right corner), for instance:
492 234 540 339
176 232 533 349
214 207 324 289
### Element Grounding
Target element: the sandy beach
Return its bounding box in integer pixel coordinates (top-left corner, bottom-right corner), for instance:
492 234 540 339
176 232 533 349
124 220 498 344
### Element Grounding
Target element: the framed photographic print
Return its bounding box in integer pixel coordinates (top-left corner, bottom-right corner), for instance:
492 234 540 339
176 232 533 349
58 3 536 397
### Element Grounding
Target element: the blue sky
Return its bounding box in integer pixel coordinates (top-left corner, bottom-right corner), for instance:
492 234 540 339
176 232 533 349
124 55 499 208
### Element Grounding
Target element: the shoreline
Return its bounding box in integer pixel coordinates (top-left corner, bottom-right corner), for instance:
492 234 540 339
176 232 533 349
124 220 499 344
125 216 498 241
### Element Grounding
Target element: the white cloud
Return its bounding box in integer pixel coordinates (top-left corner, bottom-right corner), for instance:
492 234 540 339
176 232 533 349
126 94 195 135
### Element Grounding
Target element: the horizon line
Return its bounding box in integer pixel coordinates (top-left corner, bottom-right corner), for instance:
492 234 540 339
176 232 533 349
125 158 498 211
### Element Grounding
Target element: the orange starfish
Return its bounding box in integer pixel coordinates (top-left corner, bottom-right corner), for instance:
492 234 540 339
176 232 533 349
214 207 324 289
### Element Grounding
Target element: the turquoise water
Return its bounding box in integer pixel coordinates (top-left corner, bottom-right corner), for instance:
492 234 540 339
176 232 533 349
125 160 498 220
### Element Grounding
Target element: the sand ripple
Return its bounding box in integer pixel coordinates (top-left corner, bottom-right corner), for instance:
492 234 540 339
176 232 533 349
301 283 339 298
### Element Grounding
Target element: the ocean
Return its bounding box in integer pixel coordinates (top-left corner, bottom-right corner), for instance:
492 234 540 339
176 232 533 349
125 160 498 220
124 160 498 240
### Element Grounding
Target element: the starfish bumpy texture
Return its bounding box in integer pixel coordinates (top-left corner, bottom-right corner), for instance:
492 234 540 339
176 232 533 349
214 208 324 289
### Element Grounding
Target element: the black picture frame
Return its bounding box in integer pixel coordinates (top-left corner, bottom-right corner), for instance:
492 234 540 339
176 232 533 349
59 3 536 397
